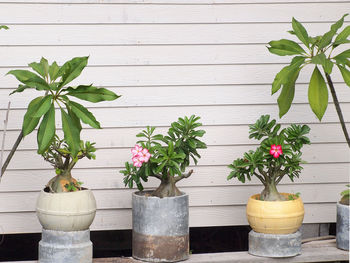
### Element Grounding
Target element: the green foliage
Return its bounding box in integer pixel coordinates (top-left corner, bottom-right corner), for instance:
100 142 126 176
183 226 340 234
8 57 120 157
340 185 350 205
64 181 83 192
0 25 9 30
121 115 207 190
227 115 310 185
288 192 301 200
268 14 350 120
42 135 96 175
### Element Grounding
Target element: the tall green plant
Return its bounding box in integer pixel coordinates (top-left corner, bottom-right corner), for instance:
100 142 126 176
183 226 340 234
1 56 120 175
267 14 350 147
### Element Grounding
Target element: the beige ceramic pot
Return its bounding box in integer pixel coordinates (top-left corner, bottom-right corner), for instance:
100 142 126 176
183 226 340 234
36 189 96 231
246 193 304 234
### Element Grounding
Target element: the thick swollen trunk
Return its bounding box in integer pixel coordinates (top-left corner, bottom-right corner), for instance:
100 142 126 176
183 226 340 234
260 180 286 201
46 171 80 193
152 176 182 198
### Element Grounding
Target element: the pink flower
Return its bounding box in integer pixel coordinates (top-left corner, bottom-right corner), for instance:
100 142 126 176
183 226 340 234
132 156 143 168
131 145 143 157
131 145 151 167
139 148 151 163
270 144 283 158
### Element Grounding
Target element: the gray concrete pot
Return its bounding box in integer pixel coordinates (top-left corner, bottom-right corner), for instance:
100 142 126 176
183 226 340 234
336 202 349 251
132 191 189 262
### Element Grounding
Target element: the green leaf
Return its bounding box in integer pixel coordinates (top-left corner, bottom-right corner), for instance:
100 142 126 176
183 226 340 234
268 39 305 56
324 59 334 74
69 101 101 129
272 56 305 94
61 109 80 157
333 49 350 66
0 25 9 30
66 85 120 102
7 70 50 91
331 14 348 33
292 17 309 48
41 57 49 77
277 69 299 118
337 65 350 87
9 84 32 95
311 53 326 65
31 95 52 118
49 61 60 81
68 107 82 133
334 25 350 46
29 62 45 78
37 104 55 154
58 56 89 88
22 97 43 137
308 66 328 121
319 30 336 49
311 54 334 74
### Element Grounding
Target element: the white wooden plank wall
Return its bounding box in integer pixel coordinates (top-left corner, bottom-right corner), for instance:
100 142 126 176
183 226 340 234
0 0 349 234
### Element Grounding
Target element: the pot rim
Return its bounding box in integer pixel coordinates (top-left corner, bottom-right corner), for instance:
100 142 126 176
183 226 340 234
249 193 302 203
337 201 350 207
40 188 92 196
133 190 187 199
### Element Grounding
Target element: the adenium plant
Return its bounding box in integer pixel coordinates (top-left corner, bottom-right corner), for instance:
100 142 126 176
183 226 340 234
121 115 207 198
267 14 350 148
42 136 96 193
1 56 120 176
227 115 310 201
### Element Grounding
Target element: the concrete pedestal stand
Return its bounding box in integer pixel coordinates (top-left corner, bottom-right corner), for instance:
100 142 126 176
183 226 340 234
39 229 93 263
248 230 302 258
336 202 349 250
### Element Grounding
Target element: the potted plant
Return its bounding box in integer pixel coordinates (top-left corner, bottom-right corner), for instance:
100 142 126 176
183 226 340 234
36 136 97 231
227 115 310 257
121 115 207 262
267 14 350 148
7 56 119 262
336 185 349 250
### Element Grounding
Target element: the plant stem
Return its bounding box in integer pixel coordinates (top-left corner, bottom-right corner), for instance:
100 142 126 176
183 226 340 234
0 102 11 181
325 74 350 148
1 130 22 177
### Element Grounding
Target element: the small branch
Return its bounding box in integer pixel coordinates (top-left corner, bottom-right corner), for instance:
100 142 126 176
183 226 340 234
325 74 350 148
0 102 11 181
275 173 285 185
253 172 266 184
174 169 193 183
149 174 162 180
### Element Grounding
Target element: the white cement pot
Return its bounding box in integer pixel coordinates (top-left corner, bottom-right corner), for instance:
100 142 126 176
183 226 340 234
36 189 96 231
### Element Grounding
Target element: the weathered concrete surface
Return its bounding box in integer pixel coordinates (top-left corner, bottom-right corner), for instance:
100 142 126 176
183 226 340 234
248 230 301 258
132 191 189 262
4 239 349 263
336 202 349 251
39 229 92 263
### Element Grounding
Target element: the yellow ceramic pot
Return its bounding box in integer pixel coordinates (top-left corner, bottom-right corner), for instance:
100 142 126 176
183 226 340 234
246 193 304 234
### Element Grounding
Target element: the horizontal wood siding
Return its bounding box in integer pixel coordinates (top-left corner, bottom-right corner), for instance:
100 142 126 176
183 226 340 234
0 0 349 233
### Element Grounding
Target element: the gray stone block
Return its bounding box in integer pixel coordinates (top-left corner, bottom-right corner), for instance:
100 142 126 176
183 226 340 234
336 202 349 251
39 229 92 263
248 230 301 258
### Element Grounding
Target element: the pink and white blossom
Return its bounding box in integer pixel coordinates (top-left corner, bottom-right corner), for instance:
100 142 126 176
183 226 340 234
131 145 143 157
131 145 151 167
270 144 283 158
